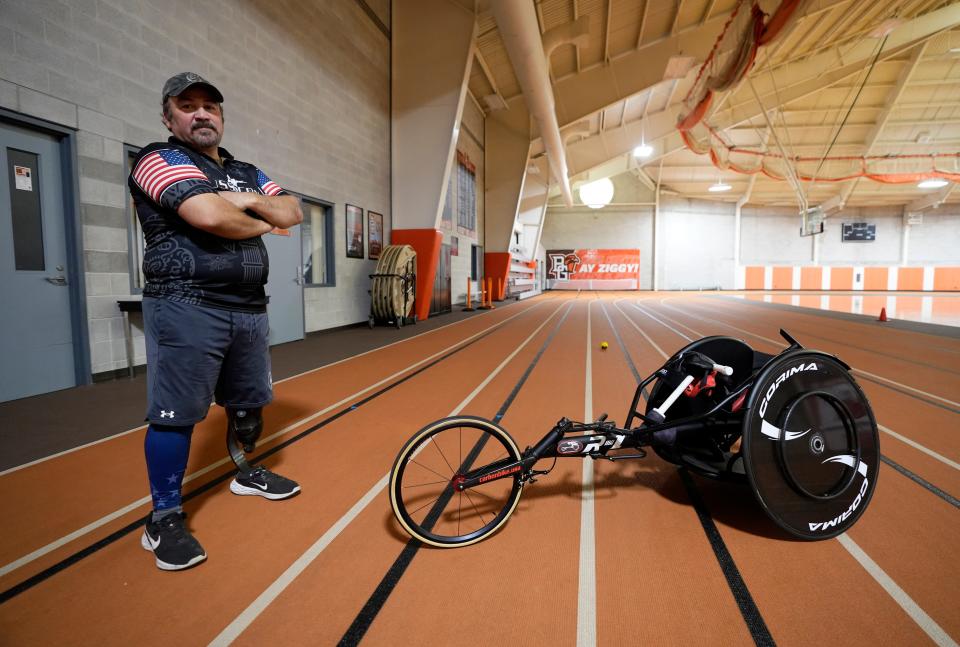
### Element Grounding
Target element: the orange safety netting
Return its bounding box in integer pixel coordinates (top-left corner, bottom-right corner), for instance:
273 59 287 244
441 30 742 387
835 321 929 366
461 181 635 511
677 0 958 185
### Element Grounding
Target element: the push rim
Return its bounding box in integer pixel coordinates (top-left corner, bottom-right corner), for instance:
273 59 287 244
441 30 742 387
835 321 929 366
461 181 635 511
391 419 522 547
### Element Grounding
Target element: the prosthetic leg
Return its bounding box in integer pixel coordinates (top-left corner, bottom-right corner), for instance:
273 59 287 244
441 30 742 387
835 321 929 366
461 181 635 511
226 407 262 475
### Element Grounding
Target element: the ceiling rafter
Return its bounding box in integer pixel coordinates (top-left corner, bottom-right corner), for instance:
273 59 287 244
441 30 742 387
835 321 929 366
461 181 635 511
700 0 717 26
573 0 581 73
671 0 685 36
474 48 507 110
603 0 612 63
636 0 649 48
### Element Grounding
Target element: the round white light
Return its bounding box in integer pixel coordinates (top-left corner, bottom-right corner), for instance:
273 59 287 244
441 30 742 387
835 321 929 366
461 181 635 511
633 143 653 158
579 177 614 208
917 178 949 189
708 181 732 192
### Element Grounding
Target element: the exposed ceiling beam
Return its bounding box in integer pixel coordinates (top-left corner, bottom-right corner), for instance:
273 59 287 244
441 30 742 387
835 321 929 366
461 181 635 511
671 0 685 36
712 5 960 130
700 0 717 26
815 0 887 52
740 126 770 205
573 0 581 73
731 117 960 129
603 0 612 63
562 4 960 186
837 41 930 206
474 48 507 109
553 0 850 129
905 183 957 212
636 0 649 49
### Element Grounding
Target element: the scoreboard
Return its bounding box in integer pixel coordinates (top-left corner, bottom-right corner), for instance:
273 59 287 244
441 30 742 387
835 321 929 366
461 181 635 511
841 222 876 242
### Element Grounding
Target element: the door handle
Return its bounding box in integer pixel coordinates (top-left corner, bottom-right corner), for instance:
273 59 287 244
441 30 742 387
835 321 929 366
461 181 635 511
45 276 68 286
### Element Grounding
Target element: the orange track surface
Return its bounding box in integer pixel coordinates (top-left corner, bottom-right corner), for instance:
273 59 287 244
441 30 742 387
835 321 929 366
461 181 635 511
1 292 957 646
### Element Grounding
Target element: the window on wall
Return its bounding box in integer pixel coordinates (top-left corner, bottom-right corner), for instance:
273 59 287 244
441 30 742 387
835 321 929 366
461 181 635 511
456 150 476 233
125 145 145 293
300 198 335 286
441 171 453 229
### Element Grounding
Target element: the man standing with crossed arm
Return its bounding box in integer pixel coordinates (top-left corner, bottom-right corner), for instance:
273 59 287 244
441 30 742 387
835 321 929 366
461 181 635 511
128 73 303 570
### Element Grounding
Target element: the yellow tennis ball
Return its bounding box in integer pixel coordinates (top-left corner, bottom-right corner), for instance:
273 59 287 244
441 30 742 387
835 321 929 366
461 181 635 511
600 341 609 350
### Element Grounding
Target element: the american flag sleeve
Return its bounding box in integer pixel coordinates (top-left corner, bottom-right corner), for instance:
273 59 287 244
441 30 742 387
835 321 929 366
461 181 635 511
131 149 216 209
256 169 286 196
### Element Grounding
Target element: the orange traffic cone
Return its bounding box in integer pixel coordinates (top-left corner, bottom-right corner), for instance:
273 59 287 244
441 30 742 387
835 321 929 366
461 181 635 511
878 307 887 322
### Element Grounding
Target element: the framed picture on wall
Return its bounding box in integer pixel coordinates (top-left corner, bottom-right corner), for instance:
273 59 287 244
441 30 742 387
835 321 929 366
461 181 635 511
368 211 383 260
346 204 364 258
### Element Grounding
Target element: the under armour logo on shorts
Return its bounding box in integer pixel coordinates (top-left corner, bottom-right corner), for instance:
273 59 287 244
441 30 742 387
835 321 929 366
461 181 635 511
160 410 176 419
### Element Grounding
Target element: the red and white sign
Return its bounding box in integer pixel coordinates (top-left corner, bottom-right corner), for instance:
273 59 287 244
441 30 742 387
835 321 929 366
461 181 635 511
546 249 641 290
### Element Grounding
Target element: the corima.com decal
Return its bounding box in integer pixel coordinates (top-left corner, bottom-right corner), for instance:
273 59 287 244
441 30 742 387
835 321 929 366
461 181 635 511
546 249 640 281
757 360 870 532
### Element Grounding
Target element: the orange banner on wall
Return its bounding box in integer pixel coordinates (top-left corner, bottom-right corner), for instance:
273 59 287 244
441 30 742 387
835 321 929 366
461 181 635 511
546 249 641 290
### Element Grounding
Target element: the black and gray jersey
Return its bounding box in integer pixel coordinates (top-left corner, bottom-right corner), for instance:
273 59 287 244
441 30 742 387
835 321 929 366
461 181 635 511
127 137 288 312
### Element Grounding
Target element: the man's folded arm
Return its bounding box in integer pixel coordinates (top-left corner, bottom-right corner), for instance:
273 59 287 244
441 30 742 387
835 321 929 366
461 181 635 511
178 193 275 239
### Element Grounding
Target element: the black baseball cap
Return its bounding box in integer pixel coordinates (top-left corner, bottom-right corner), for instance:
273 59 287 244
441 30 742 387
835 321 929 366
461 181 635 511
161 72 224 103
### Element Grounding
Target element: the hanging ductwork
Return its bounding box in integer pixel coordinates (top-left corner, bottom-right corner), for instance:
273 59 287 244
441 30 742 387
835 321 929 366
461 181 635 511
490 0 577 206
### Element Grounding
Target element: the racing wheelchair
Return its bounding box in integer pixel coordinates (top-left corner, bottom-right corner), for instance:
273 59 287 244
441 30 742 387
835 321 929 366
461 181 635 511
389 330 880 547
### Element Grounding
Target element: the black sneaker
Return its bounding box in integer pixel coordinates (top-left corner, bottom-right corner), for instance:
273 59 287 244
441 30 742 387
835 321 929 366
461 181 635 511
141 512 206 571
230 466 301 500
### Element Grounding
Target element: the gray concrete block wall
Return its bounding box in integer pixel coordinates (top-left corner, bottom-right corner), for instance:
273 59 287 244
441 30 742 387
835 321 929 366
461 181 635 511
658 198 735 290
818 206 903 265
741 205 813 264
907 209 960 263
1 0 390 375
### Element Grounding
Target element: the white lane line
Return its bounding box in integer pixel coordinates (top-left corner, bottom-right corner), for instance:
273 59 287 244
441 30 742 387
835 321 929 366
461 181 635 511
578 300 597 647
209 302 571 646
652 301 960 474
0 302 534 477
0 302 545 579
852 369 960 410
836 534 959 647
612 302 670 358
627 298 959 643
879 424 960 472
659 299 960 409
631 302 693 342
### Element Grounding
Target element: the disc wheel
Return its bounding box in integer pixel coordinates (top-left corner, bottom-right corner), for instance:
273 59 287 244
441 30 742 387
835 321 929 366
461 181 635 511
742 351 879 540
389 416 523 547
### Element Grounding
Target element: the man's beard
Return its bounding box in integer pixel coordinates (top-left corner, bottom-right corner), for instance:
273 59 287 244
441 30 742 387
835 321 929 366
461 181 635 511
186 122 221 149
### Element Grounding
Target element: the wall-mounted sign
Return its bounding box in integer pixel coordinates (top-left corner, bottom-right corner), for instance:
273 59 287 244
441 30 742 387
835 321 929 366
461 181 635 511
546 249 640 290
14 165 32 191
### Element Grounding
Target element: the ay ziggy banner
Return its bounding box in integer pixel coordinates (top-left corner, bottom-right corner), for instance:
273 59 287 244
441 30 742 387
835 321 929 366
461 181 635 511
546 249 641 290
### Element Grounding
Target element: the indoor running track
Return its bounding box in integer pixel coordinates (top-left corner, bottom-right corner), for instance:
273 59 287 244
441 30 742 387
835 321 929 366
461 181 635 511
1 291 957 646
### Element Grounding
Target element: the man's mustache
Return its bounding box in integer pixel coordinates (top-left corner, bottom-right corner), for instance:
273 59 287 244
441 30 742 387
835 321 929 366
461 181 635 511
192 121 217 131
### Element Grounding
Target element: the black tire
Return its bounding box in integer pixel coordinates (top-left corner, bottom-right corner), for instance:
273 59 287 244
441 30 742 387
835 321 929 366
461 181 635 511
742 351 880 540
389 416 523 547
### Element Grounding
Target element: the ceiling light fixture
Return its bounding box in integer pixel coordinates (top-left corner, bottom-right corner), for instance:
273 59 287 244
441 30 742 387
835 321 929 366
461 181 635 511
917 178 949 189
634 119 653 159
579 177 615 208
708 180 732 192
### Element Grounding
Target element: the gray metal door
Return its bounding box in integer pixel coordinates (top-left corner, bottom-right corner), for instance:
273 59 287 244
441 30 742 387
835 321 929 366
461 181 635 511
430 243 452 316
262 226 305 346
0 122 75 401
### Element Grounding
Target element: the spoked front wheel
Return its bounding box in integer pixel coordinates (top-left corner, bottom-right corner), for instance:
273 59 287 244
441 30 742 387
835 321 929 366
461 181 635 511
389 416 523 547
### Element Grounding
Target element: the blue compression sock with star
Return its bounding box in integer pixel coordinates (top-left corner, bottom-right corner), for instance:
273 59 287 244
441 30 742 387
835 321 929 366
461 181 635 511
144 423 194 521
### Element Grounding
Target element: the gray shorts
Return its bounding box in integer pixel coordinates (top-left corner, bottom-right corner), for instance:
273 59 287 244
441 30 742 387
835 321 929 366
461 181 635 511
143 297 273 426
